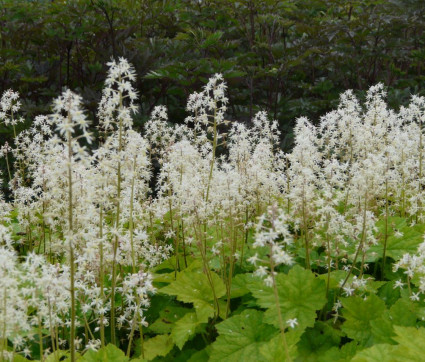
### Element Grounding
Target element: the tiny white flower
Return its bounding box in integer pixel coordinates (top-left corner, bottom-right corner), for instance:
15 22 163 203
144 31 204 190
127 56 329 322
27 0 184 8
286 318 298 328
394 279 404 289
410 292 420 301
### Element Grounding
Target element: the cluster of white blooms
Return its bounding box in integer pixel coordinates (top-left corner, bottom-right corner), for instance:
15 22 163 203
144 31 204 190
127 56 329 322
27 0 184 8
98 57 138 131
0 60 170 357
0 89 24 126
117 271 155 331
248 204 293 286
145 87 287 293
393 239 425 300
0 227 73 359
144 77 425 297
339 275 368 297
0 177 11 221
185 73 228 128
52 89 92 145
281 84 425 288
0 239 30 359
6 56 425 357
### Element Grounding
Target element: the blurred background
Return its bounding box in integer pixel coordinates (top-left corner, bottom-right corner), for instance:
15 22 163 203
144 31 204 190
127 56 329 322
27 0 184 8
0 0 424 151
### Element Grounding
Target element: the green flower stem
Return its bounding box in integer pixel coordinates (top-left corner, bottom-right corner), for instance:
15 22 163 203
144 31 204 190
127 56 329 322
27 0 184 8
111 90 124 346
269 250 291 362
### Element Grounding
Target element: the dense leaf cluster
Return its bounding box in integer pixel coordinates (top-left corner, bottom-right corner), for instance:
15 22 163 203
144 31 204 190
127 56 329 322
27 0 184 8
0 0 424 148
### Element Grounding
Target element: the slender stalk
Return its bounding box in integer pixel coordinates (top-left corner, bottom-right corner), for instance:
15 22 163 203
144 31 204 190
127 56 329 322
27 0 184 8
66 128 76 362
111 90 124 346
205 99 217 204
286 157 290 214
407 276 412 296
417 126 423 223
226 199 237 318
400 151 406 217
269 250 291 361
129 159 136 273
196 96 220 316
55 324 59 362
226 236 235 318
2 289 7 361
339 191 368 294
382 177 389 278
38 315 44 361
301 182 310 269
139 323 145 359
4 153 11 181
181 219 188 268
99 207 105 348
168 188 178 277
47 297 58 361
239 207 249 268
193 213 220 317
126 309 139 357
325 234 332 299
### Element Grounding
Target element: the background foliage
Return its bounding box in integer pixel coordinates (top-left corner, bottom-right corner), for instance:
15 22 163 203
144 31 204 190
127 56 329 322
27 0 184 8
0 0 424 174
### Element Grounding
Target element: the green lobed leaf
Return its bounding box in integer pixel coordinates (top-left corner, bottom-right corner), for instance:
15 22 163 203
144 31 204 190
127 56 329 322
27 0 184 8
160 264 226 321
351 344 397 362
80 344 128 362
296 321 342 360
341 294 391 346
321 340 359 362
247 265 326 334
140 335 174 361
389 297 418 327
370 217 425 261
369 316 396 345
391 325 425 360
230 273 251 298
187 347 210 362
258 330 300 361
148 305 189 334
209 309 278 362
46 351 70 362
171 312 207 349
377 281 401 307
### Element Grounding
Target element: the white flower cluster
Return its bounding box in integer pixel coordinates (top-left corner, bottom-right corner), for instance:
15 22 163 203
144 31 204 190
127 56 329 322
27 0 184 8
98 57 138 131
4 58 425 357
393 239 425 300
248 204 293 286
0 89 24 126
0 59 168 357
0 228 73 358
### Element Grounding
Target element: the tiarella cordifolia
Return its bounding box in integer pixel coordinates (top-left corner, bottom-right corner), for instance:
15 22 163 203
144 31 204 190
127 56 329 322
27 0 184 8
286 117 321 269
393 238 425 301
0 241 30 361
98 57 138 132
0 89 24 131
248 204 293 360
96 58 161 348
249 204 294 286
6 57 425 360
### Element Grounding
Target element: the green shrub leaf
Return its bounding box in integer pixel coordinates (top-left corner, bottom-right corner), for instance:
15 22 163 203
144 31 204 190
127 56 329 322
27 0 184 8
141 335 174 361
341 295 391 346
171 312 207 349
351 344 397 362
209 309 278 362
247 265 326 334
160 265 226 321
80 344 128 362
